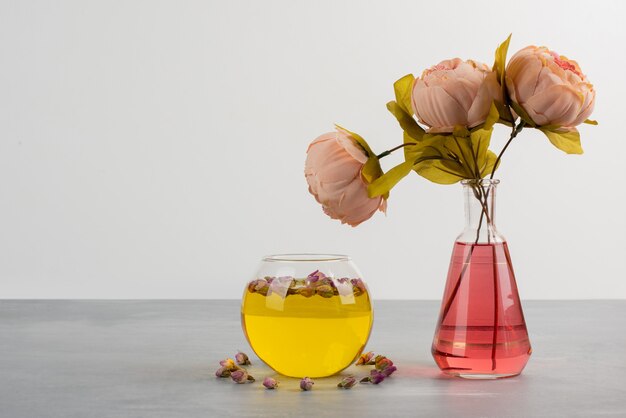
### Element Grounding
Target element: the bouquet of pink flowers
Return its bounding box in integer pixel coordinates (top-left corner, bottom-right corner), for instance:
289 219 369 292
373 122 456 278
305 35 596 226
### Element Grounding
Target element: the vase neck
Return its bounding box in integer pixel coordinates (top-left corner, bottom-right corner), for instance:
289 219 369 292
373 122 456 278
459 179 503 244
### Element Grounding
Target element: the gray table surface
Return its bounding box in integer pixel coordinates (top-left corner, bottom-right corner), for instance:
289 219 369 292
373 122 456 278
1 300 625 418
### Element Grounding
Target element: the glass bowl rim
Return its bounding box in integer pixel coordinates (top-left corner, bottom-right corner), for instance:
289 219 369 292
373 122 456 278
262 253 350 263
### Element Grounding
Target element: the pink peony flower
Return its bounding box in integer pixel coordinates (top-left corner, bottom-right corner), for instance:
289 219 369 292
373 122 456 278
411 58 501 133
505 46 595 128
305 128 386 227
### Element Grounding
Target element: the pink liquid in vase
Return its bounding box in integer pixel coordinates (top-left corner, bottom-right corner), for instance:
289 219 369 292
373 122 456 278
432 241 531 378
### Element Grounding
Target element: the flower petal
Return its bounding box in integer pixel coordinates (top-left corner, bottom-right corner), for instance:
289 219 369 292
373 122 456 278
525 84 584 127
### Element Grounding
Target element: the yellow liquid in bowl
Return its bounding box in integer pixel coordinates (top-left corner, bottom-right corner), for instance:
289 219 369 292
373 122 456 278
241 290 373 378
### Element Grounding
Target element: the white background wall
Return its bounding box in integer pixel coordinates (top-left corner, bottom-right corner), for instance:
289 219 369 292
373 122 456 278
1 0 624 299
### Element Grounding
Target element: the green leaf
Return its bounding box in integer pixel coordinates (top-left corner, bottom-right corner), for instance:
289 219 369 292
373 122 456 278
393 74 415 116
465 102 498 175
480 150 500 177
484 102 500 131
453 125 470 138
362 155 385 185
583 119 598 125
386 101 425 141
493 34 511 87
403 131 420 160
401 133 464 184
510 101 536 127
540 128 583 154
335 124 376 157
334 124 387 196
491 35 515 124
414 159 465 184
367 160 414 198
410 134 473 181
470 128 492 175
494 101 514 125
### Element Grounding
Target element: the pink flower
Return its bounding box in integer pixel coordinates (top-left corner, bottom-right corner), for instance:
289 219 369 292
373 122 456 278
360 369 386 384
374 355 394 371
215 366 231 378
381 365 397 377
300 377 314 391
235 351 250 366
305 128 386 226
307 270 326 283
505 46 595 128
411 58 501 133
262 377 279 389
337 376 357 389
219 358 237 371
356 351 375 365
230 369 254 384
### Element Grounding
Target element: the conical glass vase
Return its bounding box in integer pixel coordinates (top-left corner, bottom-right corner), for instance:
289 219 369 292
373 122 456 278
431 179 531 379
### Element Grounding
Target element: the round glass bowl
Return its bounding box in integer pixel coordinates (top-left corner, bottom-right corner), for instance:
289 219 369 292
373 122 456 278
241 254 373 378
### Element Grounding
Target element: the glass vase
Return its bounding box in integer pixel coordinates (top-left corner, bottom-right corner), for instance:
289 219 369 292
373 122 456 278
431 179 531 379
241 254 373 378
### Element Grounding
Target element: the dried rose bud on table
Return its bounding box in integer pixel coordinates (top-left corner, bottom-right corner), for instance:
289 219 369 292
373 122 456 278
235 351 251 366
337 376 357 389
262 377 279 389
299 377 314 391
230 369 255 384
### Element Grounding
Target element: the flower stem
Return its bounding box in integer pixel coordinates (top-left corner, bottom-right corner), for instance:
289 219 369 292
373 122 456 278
439 118 526 333
491 243 500 371
376 142 417 159
489 121 525 179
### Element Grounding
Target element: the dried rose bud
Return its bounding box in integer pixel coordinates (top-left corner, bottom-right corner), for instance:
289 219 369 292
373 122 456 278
215 366 231 378
300 377 314 391
231 369 255 384
297 287 315 298
262 377 279 389
219 358 238 371
381 365 397 377
318 277 335 288
316 284 334 298
375 356 394 371
356 351 375 365
360 370 386 384
235 351 251 366
255 280 270 296
351 278 367 296
307 270 326 283
247 280 259 293
337 376 357 389
371 370 386 384
230 369 247 384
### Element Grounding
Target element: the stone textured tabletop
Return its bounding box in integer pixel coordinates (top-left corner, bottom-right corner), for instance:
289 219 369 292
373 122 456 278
1 300 625 417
